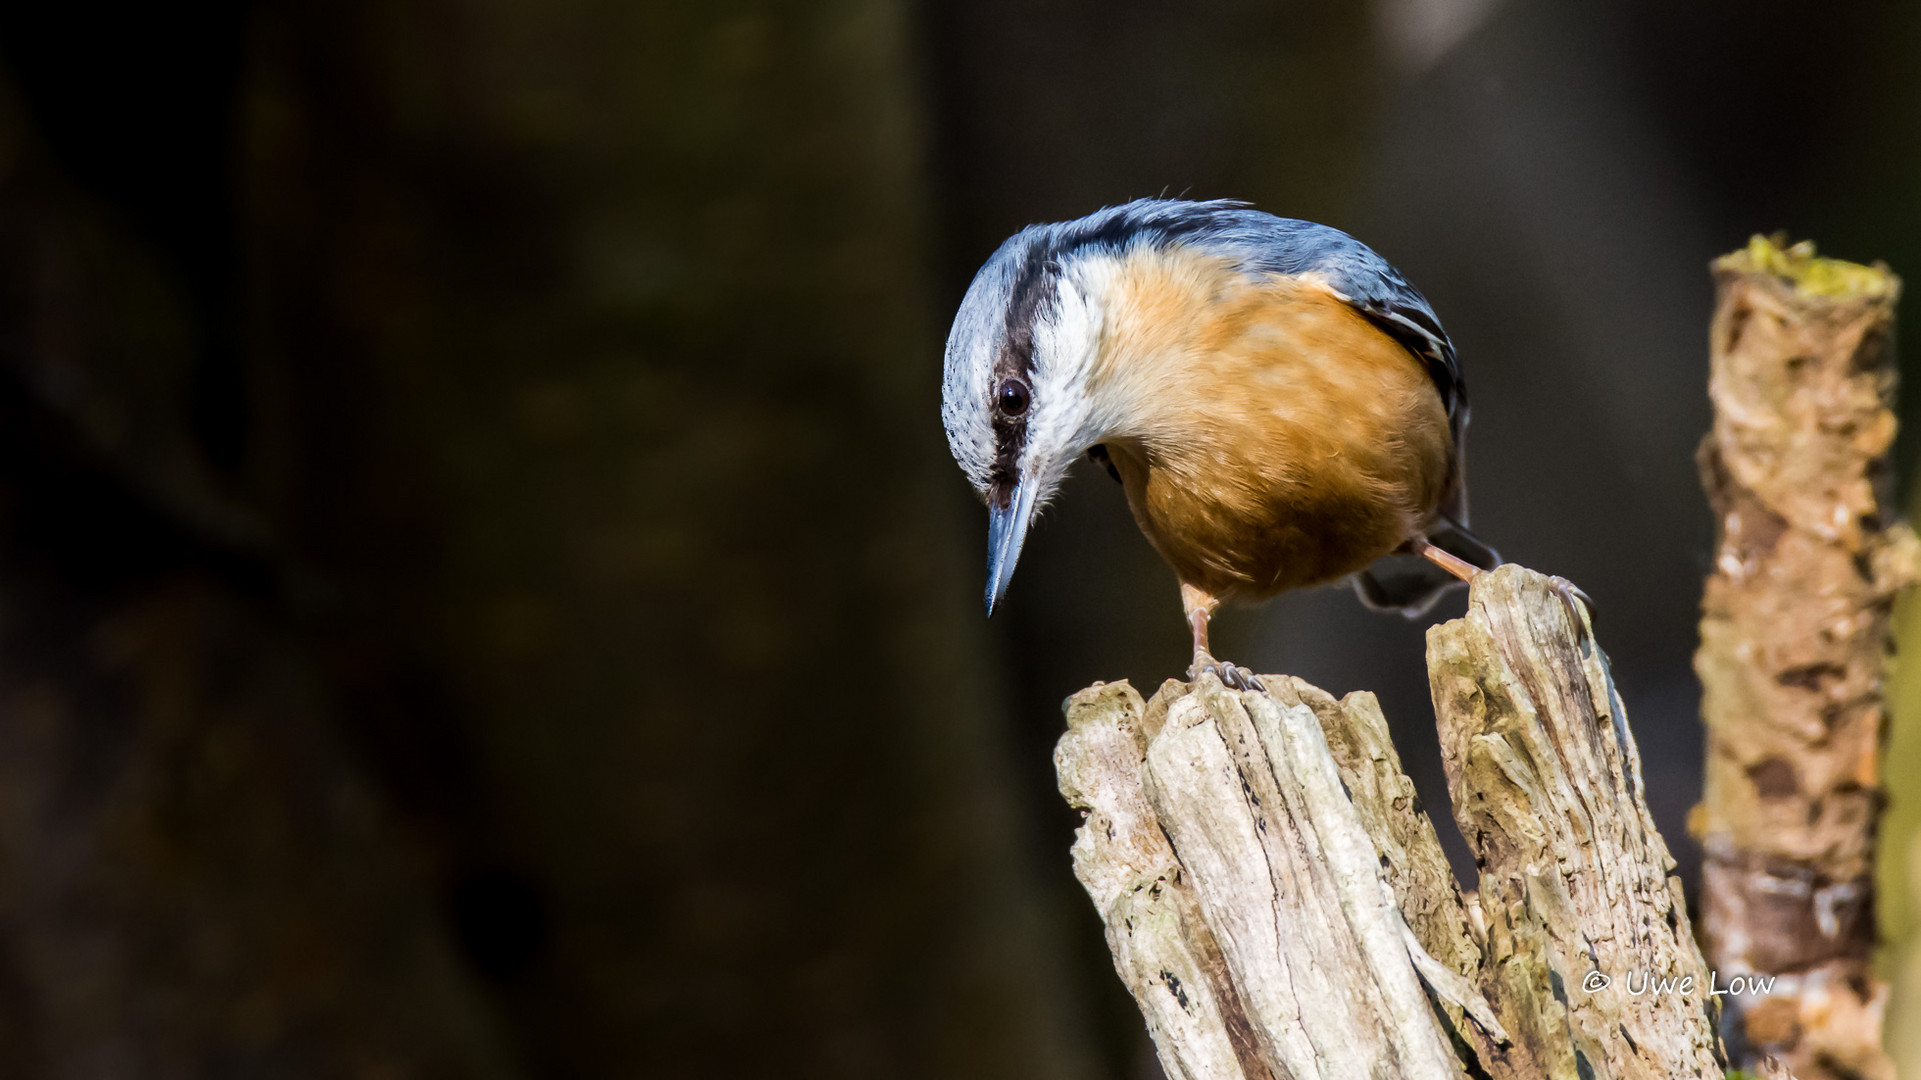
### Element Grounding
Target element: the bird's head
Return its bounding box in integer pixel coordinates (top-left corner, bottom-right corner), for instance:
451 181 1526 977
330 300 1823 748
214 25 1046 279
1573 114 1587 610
940 220 1132 616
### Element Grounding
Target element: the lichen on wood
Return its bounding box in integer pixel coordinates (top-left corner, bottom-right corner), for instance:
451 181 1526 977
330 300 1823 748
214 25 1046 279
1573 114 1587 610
1696 235 1913 1080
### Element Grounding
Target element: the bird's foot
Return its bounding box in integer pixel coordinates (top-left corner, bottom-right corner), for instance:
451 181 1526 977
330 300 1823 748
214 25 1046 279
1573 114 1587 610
1546 575 1596 627
1187 654 1266 693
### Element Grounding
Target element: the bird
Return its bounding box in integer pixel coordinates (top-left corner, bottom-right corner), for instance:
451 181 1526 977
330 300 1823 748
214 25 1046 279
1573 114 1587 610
939 198 1502 689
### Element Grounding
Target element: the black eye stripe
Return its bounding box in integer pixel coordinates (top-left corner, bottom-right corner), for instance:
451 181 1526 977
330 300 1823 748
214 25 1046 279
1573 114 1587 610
987 239 1056 508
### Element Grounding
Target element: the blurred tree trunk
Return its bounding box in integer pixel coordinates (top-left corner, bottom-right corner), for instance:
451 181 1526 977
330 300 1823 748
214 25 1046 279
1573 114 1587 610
0 0 1100 1076
241 0 1098 1077
0 69 515 1078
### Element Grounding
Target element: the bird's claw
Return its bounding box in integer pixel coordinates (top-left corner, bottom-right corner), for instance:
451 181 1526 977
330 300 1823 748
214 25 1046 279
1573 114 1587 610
1547 576 1596 627
1189 656 1267 694
1220 663 1267 693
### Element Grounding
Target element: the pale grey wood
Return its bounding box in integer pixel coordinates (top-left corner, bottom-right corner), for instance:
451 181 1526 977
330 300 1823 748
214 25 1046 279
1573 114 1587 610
1144 677 1464 1080
1058 682 1272 1080
1061 676 1475 1079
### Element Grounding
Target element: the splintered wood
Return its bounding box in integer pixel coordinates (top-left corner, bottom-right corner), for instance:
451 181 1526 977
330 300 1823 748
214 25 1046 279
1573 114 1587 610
1696 237 1913 1080
1429 569 1722 1078
1056 567 1723 1080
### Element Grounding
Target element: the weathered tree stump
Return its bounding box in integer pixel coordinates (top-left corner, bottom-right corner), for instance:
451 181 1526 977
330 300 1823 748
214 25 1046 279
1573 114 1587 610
1695 237 1914 1080
1056 566 1725 1079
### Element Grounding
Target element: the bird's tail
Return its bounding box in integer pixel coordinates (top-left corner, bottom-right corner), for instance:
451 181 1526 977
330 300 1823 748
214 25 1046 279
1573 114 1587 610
1351 522 1500 618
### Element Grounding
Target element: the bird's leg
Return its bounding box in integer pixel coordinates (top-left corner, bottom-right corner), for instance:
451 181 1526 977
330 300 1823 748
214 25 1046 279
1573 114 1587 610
1181 583 1264 692
1181 583 1220 673
1410 537 1481 582
1411 536 1595 623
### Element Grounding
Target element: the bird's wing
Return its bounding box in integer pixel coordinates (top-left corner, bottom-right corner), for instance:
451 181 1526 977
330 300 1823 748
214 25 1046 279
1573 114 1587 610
1282 239 1461 431
1319 265 1463 432
1321 266 1471 526
1212 214 1470 523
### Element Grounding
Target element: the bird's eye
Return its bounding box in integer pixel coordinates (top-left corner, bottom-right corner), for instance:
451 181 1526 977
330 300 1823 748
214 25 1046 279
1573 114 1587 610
996 379 1031 417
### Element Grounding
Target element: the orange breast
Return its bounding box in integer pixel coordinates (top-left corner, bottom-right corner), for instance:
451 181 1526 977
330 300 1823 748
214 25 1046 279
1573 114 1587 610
1093 253 1452 601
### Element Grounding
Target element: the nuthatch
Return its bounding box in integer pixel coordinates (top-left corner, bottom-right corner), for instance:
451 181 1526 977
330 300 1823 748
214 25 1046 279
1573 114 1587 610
941 199 1500 687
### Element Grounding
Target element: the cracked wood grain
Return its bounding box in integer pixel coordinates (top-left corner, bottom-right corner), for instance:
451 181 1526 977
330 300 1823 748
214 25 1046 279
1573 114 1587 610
1058 566 1723 1078
1429 566 1725 1079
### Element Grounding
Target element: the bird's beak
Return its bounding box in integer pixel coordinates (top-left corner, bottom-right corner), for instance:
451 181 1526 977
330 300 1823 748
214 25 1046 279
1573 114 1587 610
985 477 1039 616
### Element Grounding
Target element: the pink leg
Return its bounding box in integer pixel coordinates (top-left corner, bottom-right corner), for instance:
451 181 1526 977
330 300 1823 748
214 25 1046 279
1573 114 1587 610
1410 537 1481 583
1180 583 1263 691
1181 583 1221 678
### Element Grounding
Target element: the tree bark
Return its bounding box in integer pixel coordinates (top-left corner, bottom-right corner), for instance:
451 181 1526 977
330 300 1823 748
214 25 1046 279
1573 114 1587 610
1058 566 1724 1079
1695 236 1914 1080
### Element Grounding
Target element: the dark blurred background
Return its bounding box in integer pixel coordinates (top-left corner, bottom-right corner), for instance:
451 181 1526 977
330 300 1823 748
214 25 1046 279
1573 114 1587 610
0 1 1917 1076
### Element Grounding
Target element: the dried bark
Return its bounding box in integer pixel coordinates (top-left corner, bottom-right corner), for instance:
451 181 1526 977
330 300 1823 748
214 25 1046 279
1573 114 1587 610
1429 567 1724 1079
1057 566 1724 1080
1695 237 1915 1080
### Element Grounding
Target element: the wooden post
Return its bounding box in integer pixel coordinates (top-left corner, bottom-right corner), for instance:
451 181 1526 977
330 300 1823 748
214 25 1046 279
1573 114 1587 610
1057 566 1724 1079
1695 236 1914 1080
